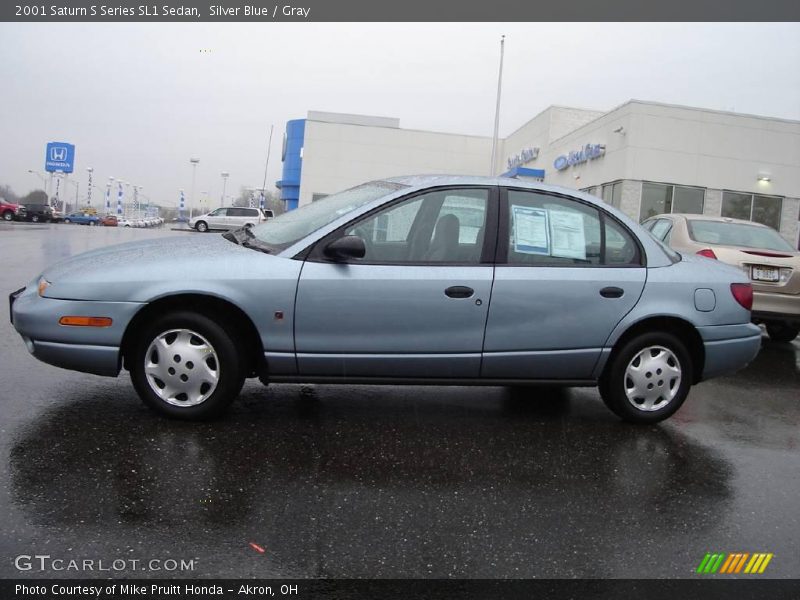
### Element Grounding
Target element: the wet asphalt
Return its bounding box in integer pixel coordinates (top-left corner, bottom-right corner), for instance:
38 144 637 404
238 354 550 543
0 222 798 579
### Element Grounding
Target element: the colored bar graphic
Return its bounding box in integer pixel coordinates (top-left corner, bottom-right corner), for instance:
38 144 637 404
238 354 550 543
696 553 712 574
697 552 772 575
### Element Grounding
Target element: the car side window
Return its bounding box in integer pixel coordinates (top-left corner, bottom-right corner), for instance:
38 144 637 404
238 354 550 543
209 208 225 216
341 188 489 264
605 217 641 265
505 190 602 266
228 208 244 217
649 219 673 242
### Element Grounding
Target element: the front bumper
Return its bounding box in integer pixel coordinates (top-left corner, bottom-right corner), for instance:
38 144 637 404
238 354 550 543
10 285 145 377
697 323 762 380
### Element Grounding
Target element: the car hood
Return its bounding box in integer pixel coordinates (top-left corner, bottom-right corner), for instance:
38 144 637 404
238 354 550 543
40 234 281 301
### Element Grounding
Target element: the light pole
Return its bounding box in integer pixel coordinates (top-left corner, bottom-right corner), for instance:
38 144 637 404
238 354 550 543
220 171 229 207
86 167 94 207
489 34 505 176
189 157 200 218
27 169 49 197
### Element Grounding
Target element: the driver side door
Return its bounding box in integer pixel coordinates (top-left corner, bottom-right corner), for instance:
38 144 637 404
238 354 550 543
294 187 497 379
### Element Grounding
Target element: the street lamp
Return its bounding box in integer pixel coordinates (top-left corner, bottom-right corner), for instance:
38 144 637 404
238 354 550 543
189 157 200 217
27 169 49 197
220 171 229 207
86 167 94 207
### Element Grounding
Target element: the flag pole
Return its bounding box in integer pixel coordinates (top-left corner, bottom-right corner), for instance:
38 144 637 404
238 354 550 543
489 35 505 176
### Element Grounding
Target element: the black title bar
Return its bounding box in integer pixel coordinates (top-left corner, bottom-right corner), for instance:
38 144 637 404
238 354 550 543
3 0 800 22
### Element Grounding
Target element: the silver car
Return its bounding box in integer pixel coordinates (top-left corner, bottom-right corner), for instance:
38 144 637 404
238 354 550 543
189 207 269 232
10 176 761 423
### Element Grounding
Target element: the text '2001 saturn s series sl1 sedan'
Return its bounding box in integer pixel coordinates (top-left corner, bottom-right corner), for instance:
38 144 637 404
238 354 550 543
10 176 762 423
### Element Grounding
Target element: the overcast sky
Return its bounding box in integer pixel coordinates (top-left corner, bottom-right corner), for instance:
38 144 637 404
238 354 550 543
1 22 798 208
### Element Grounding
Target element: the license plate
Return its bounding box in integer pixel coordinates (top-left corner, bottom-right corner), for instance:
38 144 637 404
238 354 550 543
751 265 779 282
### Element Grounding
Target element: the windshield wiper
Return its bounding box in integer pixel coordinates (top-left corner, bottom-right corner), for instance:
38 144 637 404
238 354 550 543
221 231 240 244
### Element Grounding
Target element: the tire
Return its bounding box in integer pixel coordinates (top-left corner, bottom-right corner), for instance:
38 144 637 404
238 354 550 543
64 218 71 224
31 215 40 223
89 221 96 226
130 311 246 420
599 331 693 424
2 211 13 221
195 221 208 233
766 322 799 343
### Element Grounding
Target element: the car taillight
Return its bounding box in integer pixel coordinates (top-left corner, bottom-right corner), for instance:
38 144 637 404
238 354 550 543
697 249 717 259
730 283 753 311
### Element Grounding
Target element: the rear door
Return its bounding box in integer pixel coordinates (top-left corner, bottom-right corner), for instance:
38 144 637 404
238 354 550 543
482 188 646 380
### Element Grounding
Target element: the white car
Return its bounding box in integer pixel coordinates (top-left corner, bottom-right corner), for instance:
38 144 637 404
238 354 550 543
117 217 133 227
189 207 269 232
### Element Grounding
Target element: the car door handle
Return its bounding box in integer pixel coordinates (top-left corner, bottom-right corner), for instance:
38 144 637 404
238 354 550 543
445 286 474 299
600 286 624 298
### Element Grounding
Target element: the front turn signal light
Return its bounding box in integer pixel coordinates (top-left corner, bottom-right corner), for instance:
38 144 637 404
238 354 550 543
59 316 113 327
37 278 51 296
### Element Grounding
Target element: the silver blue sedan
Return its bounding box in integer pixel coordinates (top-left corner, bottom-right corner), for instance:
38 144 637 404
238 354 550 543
10 176 762 423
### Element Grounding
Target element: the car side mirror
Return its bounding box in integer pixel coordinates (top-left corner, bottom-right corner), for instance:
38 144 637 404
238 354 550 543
324 235 366 261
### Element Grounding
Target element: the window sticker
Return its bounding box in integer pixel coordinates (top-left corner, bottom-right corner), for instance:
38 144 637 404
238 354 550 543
549 210 586 260
511 205 550 255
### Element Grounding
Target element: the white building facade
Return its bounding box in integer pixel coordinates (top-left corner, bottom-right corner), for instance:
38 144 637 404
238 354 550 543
277 101 800 246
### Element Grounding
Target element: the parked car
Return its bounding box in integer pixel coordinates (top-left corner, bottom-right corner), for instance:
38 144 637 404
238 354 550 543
643 214 799 343
100 215 118 227
189 207 268 232
1 198 27 221
22 203 53 223
11 176 761 422
63 212 100 226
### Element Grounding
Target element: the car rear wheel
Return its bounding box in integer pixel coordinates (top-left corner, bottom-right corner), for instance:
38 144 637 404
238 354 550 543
766 322 799 343
195 221 208 232
599 332 692 424
31 215 39 222
89 221 96 226
64 218 71 223
130 311 245 419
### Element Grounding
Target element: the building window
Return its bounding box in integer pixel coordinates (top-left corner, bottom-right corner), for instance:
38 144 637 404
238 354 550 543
721 192 783 231
640 182 705 222
672 186 704 214
601 181 622 209
640 183 672 221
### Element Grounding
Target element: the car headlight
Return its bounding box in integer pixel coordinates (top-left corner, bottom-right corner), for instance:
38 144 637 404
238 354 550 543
37 277 51 297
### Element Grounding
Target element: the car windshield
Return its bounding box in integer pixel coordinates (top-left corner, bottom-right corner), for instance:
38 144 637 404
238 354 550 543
249 180 407 249
688 220 794 252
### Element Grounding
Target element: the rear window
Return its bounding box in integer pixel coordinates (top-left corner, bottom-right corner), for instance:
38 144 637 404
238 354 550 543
688 220 793 252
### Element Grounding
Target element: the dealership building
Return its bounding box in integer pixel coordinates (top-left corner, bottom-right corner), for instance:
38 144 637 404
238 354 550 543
277 100 800 246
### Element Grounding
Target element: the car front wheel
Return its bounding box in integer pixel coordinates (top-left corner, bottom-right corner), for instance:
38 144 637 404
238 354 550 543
2 211 12 221
599 332 692 424
766 322 799 343
195 221 208 232
31 215 39 222
130 311 246 419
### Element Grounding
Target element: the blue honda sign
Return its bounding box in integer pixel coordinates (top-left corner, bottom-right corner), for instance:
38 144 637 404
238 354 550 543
45 142 76 173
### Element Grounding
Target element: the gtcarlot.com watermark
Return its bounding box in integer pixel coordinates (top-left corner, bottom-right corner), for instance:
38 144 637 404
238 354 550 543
14 554 196 573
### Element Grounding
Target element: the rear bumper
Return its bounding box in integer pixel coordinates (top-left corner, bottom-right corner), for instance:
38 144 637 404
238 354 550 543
697 323 762 380
752 291 800 324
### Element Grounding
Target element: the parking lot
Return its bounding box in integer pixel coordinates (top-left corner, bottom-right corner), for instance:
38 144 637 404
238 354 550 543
0 221 798 578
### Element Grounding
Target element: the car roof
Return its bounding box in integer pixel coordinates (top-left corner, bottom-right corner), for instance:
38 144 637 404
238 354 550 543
385 174 588 196
648 213 772 229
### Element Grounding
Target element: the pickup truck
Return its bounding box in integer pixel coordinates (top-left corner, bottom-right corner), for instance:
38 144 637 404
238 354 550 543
1 198 27 221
